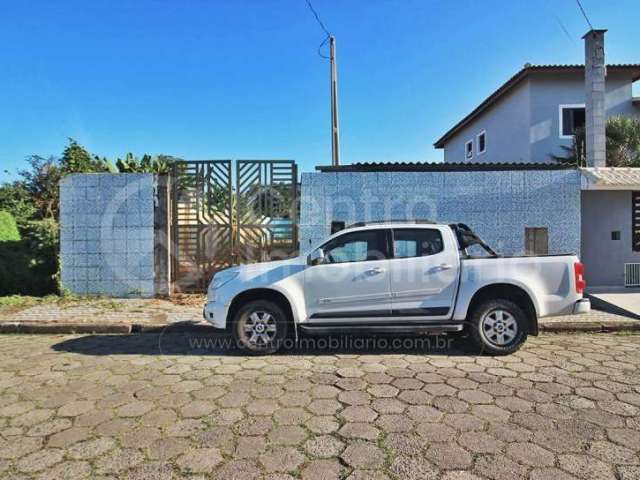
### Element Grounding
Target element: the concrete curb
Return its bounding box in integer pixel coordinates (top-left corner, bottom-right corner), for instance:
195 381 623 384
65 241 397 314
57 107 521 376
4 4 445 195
539 322 640 333
0 323 133 334
0 321 639 335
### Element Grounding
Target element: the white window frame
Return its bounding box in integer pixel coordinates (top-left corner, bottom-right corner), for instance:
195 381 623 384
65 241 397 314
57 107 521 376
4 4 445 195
465 139 474 160
476 130 487 155
559 103 585 139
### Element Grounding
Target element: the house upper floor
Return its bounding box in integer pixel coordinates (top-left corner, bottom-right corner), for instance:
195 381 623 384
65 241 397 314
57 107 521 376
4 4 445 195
434 64 640 164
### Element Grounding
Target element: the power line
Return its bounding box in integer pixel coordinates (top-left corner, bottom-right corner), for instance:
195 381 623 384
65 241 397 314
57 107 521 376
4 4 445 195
554 14 577 46
304 0 331 59
575 0 594 30
542 0 577 47
317 35 330 59
304 0 330 37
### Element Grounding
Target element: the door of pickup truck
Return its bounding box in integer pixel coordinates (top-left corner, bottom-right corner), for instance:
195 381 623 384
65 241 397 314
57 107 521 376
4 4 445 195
303 228 392 321
387 226 460 319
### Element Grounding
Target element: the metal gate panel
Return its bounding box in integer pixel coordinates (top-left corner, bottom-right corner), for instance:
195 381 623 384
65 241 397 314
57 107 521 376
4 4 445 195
236 160 298 264
170 159 298 292
172 160 233 293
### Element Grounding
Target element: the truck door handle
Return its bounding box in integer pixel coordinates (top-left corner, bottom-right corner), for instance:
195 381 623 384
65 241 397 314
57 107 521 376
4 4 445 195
438 264 453 270
367 267 385 275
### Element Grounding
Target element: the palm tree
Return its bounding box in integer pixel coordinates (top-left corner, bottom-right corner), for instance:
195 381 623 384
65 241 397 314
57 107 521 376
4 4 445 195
553 116 640 167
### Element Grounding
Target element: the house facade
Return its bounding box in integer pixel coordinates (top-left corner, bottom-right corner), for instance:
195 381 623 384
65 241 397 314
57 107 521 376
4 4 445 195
433 65 640 164
300 31 640 289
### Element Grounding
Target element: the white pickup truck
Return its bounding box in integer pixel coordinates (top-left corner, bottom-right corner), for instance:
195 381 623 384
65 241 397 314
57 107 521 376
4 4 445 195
204 221 590 355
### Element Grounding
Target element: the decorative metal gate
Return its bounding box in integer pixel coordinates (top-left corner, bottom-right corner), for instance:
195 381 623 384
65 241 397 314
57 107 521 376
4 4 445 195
236 160 298 264
171 160 298 292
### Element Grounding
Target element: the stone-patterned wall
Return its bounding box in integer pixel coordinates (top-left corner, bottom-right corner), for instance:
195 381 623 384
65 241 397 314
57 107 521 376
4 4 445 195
300 170 581 256
60 174 156 297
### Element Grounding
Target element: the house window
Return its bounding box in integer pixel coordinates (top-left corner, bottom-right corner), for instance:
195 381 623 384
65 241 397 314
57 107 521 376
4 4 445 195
525 227 549 255
612 231 621 241
559 104 586 138
477 131 486 155
465 140 473 160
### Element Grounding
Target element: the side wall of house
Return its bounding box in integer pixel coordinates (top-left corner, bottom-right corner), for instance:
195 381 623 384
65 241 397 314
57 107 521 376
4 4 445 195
529 70 639 163
300 170 581 256
442 80 531 164
59 173 156 297
581 190 640 286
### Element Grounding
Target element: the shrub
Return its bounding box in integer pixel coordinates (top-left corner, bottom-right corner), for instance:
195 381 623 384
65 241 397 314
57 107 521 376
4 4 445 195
0 211 20 242
0 218 59 296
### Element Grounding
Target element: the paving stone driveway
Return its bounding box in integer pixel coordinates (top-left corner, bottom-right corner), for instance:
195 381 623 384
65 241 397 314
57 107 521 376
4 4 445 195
0 332 639 480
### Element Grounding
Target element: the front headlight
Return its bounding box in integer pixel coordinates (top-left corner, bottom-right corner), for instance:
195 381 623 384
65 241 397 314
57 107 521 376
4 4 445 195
210 270 239 290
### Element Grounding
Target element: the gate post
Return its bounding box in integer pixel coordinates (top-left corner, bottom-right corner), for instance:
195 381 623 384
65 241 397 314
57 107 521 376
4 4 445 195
154 173 171 296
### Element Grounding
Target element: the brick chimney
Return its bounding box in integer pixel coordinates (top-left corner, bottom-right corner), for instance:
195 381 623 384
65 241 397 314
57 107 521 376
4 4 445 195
583 29 607 168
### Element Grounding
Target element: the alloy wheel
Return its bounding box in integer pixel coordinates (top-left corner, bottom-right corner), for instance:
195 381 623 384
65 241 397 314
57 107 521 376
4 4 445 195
480 308 518 347
241 310 277 347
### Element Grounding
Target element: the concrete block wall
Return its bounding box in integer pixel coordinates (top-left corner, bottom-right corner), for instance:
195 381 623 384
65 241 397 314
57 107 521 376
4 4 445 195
300 170 582 256
59 173 156 297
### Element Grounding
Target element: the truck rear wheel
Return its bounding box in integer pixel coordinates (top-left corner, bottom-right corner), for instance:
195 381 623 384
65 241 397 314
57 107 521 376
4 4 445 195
232 300 288 355
469 299 528 355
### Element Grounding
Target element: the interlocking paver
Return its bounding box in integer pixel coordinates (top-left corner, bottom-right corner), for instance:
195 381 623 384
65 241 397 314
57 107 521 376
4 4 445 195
269 425 307 445
0 332 638 479
389 455 439 480
384 432 425 456
304 435 345 458
341 442 385 469
425 442 473 469
301 458 343 480
458 431 503 453
176 447 223 473
259 446 306 472
338 422 380 440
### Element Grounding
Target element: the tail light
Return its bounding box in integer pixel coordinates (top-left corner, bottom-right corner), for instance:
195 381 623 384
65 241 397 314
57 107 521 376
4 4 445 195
574 262 586 294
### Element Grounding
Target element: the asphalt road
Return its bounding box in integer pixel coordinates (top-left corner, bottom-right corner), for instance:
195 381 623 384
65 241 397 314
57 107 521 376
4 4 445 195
0 332 639 479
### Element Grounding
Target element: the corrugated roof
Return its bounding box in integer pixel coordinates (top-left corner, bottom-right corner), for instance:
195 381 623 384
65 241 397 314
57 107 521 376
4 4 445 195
581 167 640 187
316 162 576 172
433 64 640 149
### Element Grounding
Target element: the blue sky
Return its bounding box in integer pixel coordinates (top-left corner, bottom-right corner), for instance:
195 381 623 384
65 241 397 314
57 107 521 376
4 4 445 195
1 0 639 182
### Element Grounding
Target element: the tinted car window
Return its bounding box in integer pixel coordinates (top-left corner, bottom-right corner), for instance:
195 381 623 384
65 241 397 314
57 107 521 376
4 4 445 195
322 230 388 264
393 229 443 258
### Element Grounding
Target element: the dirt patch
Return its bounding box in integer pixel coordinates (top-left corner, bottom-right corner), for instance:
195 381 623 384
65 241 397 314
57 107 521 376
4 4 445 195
168 294 207 307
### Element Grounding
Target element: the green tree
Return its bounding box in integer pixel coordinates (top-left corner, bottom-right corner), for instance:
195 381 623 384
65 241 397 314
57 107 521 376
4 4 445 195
115 153 176 173
60 138 114 173
0 182 37 227
18 155 63 219
553 116 640 167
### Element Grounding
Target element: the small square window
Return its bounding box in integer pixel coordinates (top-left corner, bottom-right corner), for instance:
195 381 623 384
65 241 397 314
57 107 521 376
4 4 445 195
477 131 486 154
525 227 549 255
465 140 473 160
612 231 621 241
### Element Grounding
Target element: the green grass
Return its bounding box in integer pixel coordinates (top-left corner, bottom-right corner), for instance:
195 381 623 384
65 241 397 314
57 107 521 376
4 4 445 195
0 211 20 242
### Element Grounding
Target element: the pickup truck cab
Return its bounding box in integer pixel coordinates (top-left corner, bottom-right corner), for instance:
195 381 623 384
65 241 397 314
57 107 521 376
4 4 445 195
204 221 590 355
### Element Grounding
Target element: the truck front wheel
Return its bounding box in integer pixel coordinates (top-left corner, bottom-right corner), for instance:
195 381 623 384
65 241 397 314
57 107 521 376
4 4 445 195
232 300 288 355
469 299 528 355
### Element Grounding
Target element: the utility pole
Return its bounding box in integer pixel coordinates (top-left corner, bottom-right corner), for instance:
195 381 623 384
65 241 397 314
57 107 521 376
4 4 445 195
330 36 340 166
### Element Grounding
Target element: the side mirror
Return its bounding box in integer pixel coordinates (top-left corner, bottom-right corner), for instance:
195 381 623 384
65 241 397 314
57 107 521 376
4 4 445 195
307 248 325 266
